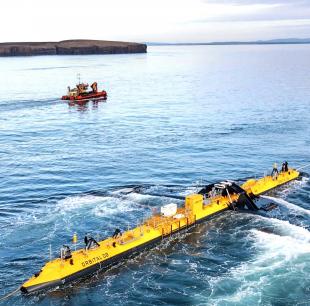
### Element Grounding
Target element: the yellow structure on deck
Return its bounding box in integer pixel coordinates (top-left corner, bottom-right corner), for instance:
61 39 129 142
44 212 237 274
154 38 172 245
21 167 300 294
241 168 299 196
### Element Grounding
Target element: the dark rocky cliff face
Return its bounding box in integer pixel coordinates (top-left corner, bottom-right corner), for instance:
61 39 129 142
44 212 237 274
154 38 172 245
0 40 147 57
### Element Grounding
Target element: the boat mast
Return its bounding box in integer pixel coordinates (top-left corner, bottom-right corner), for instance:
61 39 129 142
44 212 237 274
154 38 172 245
77 73 81 85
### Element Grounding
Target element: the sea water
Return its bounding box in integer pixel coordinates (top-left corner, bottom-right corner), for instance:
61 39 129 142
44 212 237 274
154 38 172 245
0 45 309 305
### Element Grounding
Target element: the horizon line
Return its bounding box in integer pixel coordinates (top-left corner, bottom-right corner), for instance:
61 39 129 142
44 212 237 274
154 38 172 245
145 37 310 46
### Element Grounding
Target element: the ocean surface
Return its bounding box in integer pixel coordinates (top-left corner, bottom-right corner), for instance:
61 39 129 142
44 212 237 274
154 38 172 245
0 45 309 306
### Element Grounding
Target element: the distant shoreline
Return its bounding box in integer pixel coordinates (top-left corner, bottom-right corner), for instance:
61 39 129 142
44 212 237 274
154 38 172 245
0 39 147 57
147 38 310 46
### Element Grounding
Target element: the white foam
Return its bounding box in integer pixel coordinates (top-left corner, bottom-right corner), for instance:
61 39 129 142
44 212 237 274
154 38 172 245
113 187 135 194
261 195 310 216
55 195 105 213
208 227 310 305
300 176 309 185
125 192 154 202
254 215 310 242
251 229 310 259
278 176 309 197
110 189 158 205
178 186 199 196
92 197 136 217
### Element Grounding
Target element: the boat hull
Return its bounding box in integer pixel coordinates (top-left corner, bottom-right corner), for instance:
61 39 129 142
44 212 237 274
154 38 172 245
20 208 227 294
61 91 107 101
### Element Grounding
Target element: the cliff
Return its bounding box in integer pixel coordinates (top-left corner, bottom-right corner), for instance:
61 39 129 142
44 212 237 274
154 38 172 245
0 40 147 57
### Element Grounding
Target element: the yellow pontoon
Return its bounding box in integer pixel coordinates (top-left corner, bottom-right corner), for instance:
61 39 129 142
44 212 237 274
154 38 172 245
20 165 300 293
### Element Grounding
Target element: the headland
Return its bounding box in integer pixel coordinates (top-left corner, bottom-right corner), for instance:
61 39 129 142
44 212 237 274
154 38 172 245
0 39 147 57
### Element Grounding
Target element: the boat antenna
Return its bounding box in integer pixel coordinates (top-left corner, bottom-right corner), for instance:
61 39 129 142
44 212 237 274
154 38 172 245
77 73 81 85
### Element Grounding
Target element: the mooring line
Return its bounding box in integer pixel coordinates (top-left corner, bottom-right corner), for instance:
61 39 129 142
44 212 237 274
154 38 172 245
0 286 20 302
297 163 310 171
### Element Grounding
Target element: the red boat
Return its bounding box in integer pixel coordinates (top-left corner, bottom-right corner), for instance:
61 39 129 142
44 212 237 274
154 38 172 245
61 81 107 101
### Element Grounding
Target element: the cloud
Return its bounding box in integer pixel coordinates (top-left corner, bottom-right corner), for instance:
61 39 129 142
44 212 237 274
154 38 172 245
200 0 310 22
205 0 308 5
0 0 310 43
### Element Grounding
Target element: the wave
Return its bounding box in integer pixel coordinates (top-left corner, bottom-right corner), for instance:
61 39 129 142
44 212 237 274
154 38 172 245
0 97 59 114
55 195 106 213
253 215 310 242
252 227 310 251
298 175 309 185
24 65 86 71
2 193 138 231
92 197 138 217
276 175 309 197
261 195 310 216
54 193 151 219
207 219 310 305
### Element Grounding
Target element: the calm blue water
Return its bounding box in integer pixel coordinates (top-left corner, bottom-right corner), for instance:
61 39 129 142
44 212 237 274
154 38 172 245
0 45 309 306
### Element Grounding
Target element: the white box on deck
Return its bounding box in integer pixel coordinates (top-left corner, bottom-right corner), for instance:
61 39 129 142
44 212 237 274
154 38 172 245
161 203 177 217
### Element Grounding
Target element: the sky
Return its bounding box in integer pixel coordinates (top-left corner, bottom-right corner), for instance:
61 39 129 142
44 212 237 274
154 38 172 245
1 0 310 43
